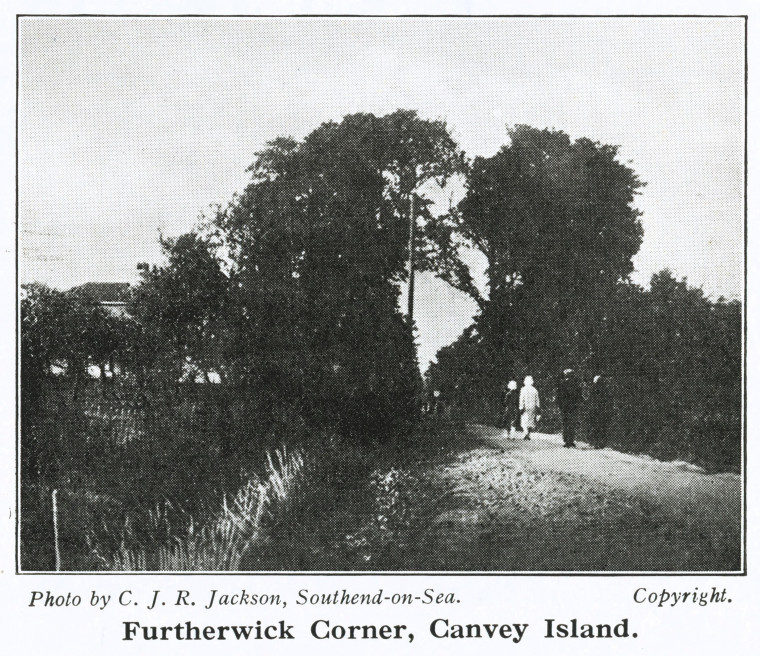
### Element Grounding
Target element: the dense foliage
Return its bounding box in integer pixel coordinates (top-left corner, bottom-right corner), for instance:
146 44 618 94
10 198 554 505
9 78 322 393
601 272 741 469
208 110 462 436
23 111 466 447
21 285 131 417
425 127 741 470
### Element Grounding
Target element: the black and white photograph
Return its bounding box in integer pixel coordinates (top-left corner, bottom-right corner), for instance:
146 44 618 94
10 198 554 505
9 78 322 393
17 14 745 574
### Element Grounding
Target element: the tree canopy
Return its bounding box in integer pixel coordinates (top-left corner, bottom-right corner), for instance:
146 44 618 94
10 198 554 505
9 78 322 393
428 125 644 371
439 125 644 302
210 111 463 434
118 110 464 437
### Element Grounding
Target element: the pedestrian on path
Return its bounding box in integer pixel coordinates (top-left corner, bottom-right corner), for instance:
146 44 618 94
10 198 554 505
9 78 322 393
588 374 613 448
504 380 520 437
555 368 582 447
519 375 540 440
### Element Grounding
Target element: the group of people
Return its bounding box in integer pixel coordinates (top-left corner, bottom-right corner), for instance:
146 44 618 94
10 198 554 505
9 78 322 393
503 369 613 448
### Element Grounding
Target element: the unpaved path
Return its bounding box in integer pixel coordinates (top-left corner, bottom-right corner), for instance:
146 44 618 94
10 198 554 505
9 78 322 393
403 424 741 572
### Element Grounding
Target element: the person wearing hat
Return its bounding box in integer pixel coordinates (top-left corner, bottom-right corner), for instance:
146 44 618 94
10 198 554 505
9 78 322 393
519 375 540 440
555 368 582 447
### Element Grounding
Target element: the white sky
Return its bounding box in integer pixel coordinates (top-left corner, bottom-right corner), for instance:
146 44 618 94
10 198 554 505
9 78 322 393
18 17 745 370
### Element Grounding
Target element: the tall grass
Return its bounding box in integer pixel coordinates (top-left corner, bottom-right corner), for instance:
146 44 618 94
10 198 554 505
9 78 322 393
20 379 316 570
99 446 305 571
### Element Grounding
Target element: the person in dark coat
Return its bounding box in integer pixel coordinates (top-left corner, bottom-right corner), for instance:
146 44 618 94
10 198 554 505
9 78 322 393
588 374 613 448
504 380 520 438
555 368 582 447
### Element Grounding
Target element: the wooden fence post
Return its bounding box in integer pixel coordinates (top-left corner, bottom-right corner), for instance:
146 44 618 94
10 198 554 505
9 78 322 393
52 489 61 572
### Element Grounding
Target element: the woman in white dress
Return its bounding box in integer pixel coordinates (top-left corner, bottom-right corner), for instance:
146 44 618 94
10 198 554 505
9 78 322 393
519 375 540 440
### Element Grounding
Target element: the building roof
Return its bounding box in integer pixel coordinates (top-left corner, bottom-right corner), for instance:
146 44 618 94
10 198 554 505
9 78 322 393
69 282 131 304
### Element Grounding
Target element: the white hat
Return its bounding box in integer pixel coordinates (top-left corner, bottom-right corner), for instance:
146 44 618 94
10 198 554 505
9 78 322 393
524 375 534 386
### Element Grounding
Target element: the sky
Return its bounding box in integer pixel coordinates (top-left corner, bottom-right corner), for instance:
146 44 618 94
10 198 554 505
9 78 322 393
18 17 745 370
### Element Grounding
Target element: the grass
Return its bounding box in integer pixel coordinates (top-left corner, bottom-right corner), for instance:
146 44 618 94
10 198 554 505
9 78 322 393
20 381 315 571
100 445 305 571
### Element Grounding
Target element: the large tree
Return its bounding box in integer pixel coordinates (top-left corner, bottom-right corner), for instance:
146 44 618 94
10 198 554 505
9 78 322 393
435 125 644 369
212 110 463 436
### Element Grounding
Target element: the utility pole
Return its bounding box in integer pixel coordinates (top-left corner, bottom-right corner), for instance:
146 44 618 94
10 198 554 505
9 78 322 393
407 191 415 323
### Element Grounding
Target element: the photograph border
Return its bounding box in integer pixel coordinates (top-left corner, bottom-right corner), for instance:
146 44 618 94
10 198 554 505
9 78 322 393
15 12 749 577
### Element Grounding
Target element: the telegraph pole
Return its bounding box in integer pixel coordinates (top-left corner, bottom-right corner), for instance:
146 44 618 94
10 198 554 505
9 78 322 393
407 191 415 323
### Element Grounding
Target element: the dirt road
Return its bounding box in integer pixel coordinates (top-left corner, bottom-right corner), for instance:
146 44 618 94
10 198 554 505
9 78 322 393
403 423 742 572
